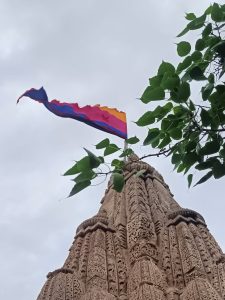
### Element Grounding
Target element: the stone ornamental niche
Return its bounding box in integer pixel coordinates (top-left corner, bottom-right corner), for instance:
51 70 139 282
37 155 225 300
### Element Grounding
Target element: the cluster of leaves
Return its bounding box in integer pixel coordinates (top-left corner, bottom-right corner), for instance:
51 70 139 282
64 137 139 196
65 2 225 196
137 3 225 187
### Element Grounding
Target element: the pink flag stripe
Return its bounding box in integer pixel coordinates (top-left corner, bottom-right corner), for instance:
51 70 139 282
18 87 128 139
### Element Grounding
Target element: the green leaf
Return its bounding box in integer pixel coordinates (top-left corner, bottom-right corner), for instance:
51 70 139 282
195 38 205 51
194 171 213 186
189 100 195 111
76 156 92 172
212 161 225 178
172 153 181 164
111 159 124 168
208 74 215 84
161 118 171 131
161 73 180 90
171 83 191 103
154 102 173 121
206 36 221 48
200 109 211 127
143 128 160 146
191 51 202 62
151 137 161 148
64 155 95 176
184 164 193 175
199 140 220 156
185 13 196 20
181 71 192 82
149 75 163 87
169 128 182 140
211 3 224 22
178 81 191 102
189 66 206 81
188 14 206 30
176 56 192 73
195 159 217 170
98 156 104 163
177 163 186 173
185 140 197 152
177 26 189 38
177 41 191 57
213 41 225 58
119 148 134 157
96 138 110 149
158 135 171 148
84 148 102 168
183 151 199 165
104 144 120 156
202 23 212 37
163 101 174 111
113 173 125 192
205 5 212 15
203 48 214 61
64 163 80 176
201 83 214 100
158 61 175 75
68 180 91 197
219 148 225 158
126 136 139 144
74 170 96 183
173 105 189 116
188 174 193 188
189 132 199 141
141 86 165 103
136 111 155 126
211 40 225 51
209 86 225 105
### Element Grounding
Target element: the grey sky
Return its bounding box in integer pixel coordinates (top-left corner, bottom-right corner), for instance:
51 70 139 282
0 1 224 299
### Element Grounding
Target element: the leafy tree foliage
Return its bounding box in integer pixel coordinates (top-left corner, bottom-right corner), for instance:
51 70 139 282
65 3 225 195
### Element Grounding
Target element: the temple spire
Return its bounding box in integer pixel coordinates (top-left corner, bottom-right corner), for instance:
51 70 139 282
37 158 225 300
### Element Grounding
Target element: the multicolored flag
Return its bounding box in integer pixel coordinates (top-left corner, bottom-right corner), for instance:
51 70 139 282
17 87 127 139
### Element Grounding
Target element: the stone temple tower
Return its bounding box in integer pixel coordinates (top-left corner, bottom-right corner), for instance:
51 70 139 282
37 155 225 300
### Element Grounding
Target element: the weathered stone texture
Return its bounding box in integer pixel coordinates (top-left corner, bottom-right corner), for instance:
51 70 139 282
37 156 225 300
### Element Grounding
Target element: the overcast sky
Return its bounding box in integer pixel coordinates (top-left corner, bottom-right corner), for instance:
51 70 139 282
1 1 224 299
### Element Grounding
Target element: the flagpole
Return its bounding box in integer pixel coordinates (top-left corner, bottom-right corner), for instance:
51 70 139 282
124 139 128 162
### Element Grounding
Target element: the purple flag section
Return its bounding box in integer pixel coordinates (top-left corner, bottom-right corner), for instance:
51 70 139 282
17 87 48 103
18 87 128 139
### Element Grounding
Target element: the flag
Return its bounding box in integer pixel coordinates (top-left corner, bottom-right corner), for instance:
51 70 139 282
17 87 127 139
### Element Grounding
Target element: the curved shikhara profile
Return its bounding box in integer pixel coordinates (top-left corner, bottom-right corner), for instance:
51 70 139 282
36 156 225 300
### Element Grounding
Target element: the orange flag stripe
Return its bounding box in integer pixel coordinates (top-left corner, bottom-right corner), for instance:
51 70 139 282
95 105 127 122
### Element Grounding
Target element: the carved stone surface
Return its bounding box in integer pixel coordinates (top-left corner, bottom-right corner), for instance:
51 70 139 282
36 156 225 299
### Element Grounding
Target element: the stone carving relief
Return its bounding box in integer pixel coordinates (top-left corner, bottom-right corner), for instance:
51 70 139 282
36 158 225 300
80 289 117 300
180 277 222 300
128 258 167 295
168 225 185 289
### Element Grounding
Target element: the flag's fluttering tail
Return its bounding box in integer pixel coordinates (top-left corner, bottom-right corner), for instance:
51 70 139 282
18 87 127 139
